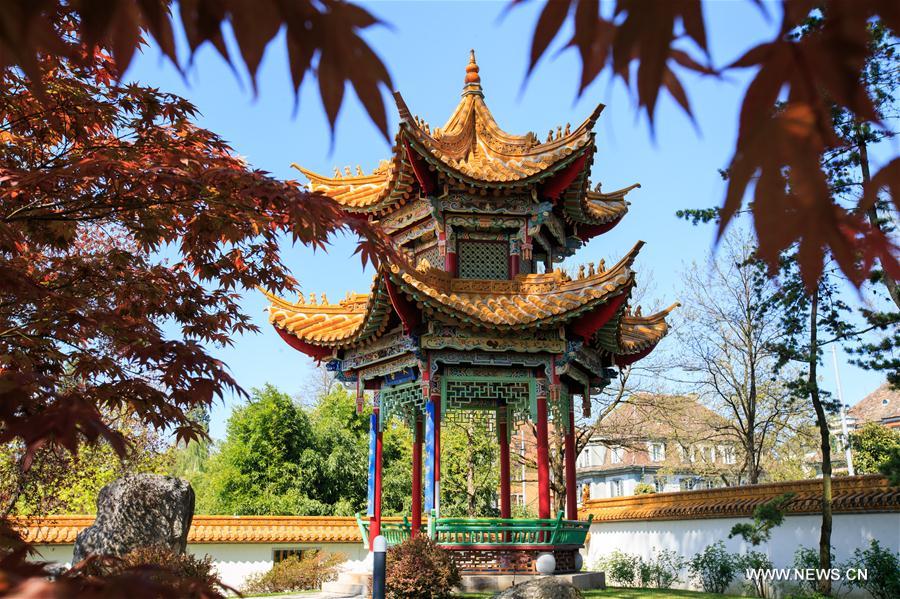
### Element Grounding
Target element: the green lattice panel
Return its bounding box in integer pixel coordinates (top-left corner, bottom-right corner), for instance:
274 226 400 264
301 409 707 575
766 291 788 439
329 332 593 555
458 241 509 280
549 390 571 433
379 381 425 431
444 409 496 433
441 376 535 441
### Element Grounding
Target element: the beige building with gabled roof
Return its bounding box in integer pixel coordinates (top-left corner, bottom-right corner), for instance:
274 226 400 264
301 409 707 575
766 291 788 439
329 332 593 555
576 394 738 500
848 383 900 430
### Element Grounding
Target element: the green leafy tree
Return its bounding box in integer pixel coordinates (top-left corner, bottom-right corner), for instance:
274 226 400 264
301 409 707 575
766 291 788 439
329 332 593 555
171 407 213 482
1 409 174 516
850 423 900 474
440 416 499 518
192 384 330 515
729 492 795 546
192 383 412 516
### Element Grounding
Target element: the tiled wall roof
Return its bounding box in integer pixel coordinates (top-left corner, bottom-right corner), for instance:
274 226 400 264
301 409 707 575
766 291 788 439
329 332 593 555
580 475 899 522
13 515 403 546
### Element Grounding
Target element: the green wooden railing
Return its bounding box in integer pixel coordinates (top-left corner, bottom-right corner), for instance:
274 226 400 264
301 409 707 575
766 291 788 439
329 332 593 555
355 513 412 548
429 511 592 547
357 511 592 548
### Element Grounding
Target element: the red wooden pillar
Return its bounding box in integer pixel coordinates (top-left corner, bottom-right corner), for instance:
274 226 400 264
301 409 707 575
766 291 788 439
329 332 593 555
536 386 551 519
498 407 511 519
446 250 458 277
508 253 519 279
411 416 423 535
371 404 383 549
564 396 578 520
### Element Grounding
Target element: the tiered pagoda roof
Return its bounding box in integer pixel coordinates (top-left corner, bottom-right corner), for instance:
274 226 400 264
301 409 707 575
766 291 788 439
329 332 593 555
267 51 674 374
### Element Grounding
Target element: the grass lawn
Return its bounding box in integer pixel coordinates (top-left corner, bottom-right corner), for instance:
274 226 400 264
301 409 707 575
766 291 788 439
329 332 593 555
455 588 740 599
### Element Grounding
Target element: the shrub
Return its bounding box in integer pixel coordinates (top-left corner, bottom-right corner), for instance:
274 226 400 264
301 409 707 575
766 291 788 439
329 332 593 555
93 545 226 598
386 535 460 599
845 539 900 599
738 550 774 598
639 549 685 589
689 541 739 593
633 482 656 494
242 551 345 595
596 550 641 587
596 549 683 589
790 546 822 596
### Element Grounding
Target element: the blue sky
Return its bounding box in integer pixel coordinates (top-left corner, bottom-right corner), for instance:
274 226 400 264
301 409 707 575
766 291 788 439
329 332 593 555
127 1 888 440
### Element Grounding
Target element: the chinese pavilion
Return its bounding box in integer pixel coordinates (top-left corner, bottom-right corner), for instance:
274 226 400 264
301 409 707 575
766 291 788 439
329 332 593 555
264 52 676 574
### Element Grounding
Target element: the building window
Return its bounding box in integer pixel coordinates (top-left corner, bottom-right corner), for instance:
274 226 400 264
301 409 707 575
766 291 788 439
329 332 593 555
704 479 717 489
649 442 665 462
274 548 315 563
653 477 666 493
721 446 736 465
458 240 509 280
610 446 623 464
680 478 697 491
610 479 623 497
680 444 691 463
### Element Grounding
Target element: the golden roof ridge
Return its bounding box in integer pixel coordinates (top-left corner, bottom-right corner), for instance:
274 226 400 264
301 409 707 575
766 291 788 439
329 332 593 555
391 53 604 184
586 182 641 201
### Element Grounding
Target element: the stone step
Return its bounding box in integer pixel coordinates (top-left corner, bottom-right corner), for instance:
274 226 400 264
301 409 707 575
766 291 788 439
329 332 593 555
320 579 367 596
341 571 372 586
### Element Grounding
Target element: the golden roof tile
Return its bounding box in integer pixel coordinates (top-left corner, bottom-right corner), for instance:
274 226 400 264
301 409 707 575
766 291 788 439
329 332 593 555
617 302 679 354
582 183 640 223
581 475 899 522
264 278 392 347
12 515 404 545
291 151 417 214
393 51 603 185
388 242 643 327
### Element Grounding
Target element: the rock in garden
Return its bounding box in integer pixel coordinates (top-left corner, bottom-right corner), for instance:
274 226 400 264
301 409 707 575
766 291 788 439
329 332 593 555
496 577 584 599
73 474 195 562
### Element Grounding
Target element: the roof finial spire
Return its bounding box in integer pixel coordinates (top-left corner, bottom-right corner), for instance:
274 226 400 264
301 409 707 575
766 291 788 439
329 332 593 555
463 49 482 96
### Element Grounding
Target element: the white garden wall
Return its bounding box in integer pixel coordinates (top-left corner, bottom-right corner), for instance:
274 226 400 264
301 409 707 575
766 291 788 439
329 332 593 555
581 475 900 598
29 541 367 592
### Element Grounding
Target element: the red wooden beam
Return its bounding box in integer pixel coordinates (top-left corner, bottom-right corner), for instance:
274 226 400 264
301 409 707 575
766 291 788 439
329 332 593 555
540 151 588 201
576 216 625 241
569 288 631 342
536 391 551 520
403 138 436 195
274 326 332 361
613 345 657 367
384 275 420 333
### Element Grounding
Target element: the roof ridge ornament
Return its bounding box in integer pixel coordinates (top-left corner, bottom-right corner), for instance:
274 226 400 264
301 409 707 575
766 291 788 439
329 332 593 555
463 49 483 96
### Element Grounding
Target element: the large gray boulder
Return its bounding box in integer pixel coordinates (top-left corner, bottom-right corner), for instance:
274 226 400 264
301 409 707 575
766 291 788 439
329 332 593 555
73 474 194 562
497 577 584 599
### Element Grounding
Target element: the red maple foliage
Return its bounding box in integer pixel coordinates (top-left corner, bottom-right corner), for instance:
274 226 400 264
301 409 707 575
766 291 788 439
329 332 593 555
0 12 393 597
0 0 393 138
521 0 900 289
0 14 387 490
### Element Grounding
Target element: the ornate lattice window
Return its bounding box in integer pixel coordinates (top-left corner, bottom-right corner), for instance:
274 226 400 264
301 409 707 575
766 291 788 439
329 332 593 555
458 240 509 280
416 244 442 270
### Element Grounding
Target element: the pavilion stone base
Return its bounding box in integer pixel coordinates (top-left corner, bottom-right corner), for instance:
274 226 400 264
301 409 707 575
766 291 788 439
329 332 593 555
446 547 581 575
457 571 606 593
